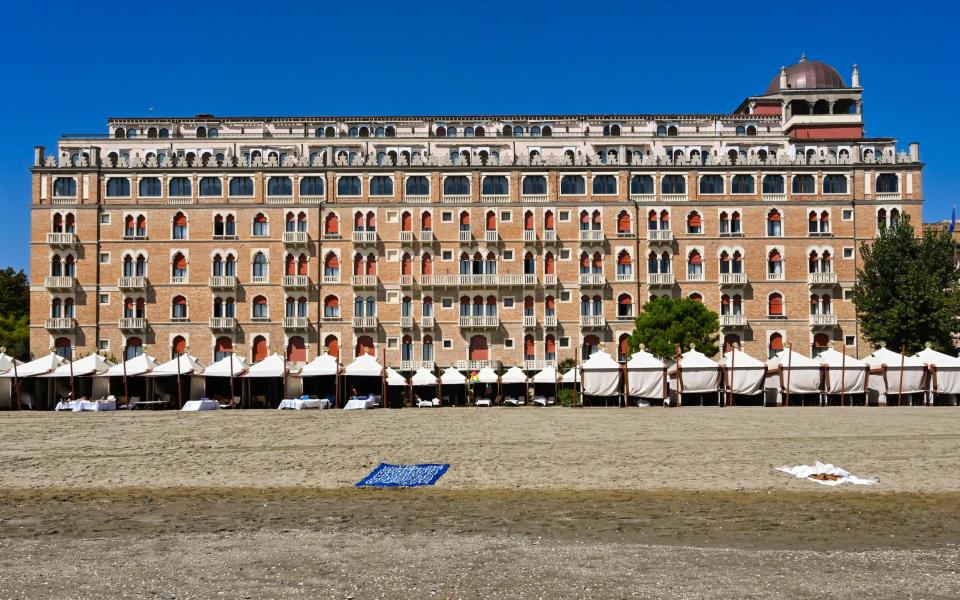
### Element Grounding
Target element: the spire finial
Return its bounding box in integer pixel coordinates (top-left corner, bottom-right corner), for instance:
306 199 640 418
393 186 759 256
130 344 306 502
800 51 806 62
925 341 933 349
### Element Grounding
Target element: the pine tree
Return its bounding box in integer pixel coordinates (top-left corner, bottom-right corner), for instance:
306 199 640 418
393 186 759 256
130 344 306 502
627 296 720 359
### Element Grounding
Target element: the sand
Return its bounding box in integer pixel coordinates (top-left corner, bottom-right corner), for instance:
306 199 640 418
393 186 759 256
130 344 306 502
1 407 959 598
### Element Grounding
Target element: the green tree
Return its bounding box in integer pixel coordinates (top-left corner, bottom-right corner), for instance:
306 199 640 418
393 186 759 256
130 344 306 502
0 313 29 360
627 296 720 359
557 357 577 373
852 215 960 353
0 268 29 319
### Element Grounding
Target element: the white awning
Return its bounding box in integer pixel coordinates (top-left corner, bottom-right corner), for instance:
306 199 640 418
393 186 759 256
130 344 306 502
299 353 339 377
411 368 438 386
203 354 249 377
816 348 867 395
561 367 580 383
42 354 114 378
245 354 295 378
501 366 529 384
145 354 205 377
2 353 65 378
865 347 927 395
627 350 667 399
475 367 499 383
582 350 621 396
915 347 960 394
385 367 407 386
439 367 466 385
669 349 720 393
720 348 766 396
344 353 383 377
102 354 160 377
767 349 822 394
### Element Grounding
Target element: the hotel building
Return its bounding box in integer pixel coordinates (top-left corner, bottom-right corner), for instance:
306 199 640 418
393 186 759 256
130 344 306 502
29 56 923 369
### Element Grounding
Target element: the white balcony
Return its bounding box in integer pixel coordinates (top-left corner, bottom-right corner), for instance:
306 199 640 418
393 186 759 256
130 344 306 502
579 273 605 286
454 360 501 370
579 230 604 242
459 315 499 328
629 193 656 203
323 275 340 284
543 274 558 286
523 315 536 328
719 273 747 286
405 195 431 204
660 194 688 203
283 231 308 245
484 230 499 242
250 275 268 284
400 231 414 242
283 316 310 330
352 275 377 287
648 273 675 286
399 360 435 371
209 276 237 289
420 230 434 242
421 316 435 329
523 230 536 242
808 271 838 285
685 272 704 282
523 359 557 370
299 195 325 205
616 272 634 282
720 314 747 327
323 231 341 240
459 231 472 242
875 192 902 201
401 316 414 329
46 232 77 246
442 194 471 204
118 276 147 290
209 317 237 330
118 317 147 331
522 194 549 203
648 229 673 242
400 275 413 287
282 275 310 288
353 316 378 329
45 317 76 330
482 194 510 204
762 193 787 203
352 231 377 244
580 315 605 328
44 276 75 290
810 314 838 327
543 230 557 242
767 271 784 281
265 195 293 205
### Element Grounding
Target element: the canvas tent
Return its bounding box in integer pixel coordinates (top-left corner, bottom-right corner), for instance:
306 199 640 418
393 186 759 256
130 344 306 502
501 366 531 405
582 350 621 398
720 347 766 400
767 349 822 404
41 353 114 402
914 346 960 404
100 353 161 406
668 350 721 405
816 348 868 401
245 354 299 406
865 346 927 405
202 354 249 405
0 353 65 409
299 352 339 405
0 352 23 409
439 367 467 405
626 350 667 401
143 354 206 407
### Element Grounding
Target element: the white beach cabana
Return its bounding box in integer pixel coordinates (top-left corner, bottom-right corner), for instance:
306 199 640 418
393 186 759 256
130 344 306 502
201 354 248 407
0 353 65 409
100 353 161 407
12 353 65 377
472 366 499 406
720 347 766 403
816 348 868 403
298 352 340 406
914 346 960 404
143 354 206 408
767 349 822 405
865 346 928 405
626 350 667 404
44 353 114 406
582 350 622 404
0 352 24 409
439 367 467 405
668 349 721 405
501 366 531 405
245 354 299 407
410 367 439 407
343 353 385 408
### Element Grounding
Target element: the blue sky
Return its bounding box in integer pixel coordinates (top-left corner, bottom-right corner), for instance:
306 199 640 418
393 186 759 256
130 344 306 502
2 0 956 274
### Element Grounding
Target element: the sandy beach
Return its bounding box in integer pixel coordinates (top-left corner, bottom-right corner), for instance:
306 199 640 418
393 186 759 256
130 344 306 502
1 407 959 598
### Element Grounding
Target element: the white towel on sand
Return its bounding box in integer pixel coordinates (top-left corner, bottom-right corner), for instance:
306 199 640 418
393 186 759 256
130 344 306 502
776 461 878 486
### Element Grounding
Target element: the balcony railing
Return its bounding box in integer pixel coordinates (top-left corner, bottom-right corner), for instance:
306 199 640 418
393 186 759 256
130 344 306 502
46 232 77 246
118 317 147 331
399 360 435 371
543 274 557 286
420 230 434 242
762 193 787 202
454 360 501 370
442 194 471 204
459 231 472 242
482 194 510 204
810 314 838 326
647 273 675 286
580 315 605 327
283 316 310 330
629 193 656 203
660 193 688 202
45 317 76 330
543 230 557 242
44 276 75 290
299 195 325 205
352 275 377 287
523 315 536 328
265 195 293 205
522 194 549 203
459 315 499 328
720 314 747 327
283 231 308 245
405 195 431 204
808 271 838 285
209 317 237 330
283 275 310 288
323 274 340 284
616 272 634 282
719 273 747 286
579 273 605 286
544 315 558 328
579 230 604 242
648 229 673 242
352 231 377 243
323 231 341 240
685 272 704 282
118 276 147 290
400 231 414 242
353 316 378 329
421 316 435 329
400 274 413 287
484 230 499 242
875 192 902 201
523 359 557 370
767 271 784 281
209 275 237 289
523 230 536 242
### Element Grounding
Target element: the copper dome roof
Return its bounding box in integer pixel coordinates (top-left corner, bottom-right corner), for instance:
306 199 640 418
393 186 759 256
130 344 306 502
765 55 846 95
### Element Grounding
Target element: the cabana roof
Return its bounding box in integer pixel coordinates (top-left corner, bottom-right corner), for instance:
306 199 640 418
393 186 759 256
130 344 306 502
865 347 926 369
627 350 666 370
913 347 960 368
103 353 160 377
816 348 867 368
44 353 114 377
501 366 529 384
475 367 499 383
721 347 766 368
385 367 407 386
411 368 438 386
344 353 383 377
245 354 296 378
145 354 205 377
582 350 620 371
0 352 23 373
440 367 467 385
299 353 339 377
203 354 249 377
561 367 580 383
768 348 820 369
4 353 65 378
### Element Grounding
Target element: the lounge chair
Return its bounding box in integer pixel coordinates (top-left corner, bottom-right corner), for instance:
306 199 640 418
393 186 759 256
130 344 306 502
476 397 492 407
416 398 433 408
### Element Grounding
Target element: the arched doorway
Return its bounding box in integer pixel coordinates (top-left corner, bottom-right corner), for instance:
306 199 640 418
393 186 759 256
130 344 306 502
324 334 339 360
54 336 72 358
253 335 268 362
724 334 741 353
287 336 306 362
355 335 374 357
768 333 784 359
469 335 488 361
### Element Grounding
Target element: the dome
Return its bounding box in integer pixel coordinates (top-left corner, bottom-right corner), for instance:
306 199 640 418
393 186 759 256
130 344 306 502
765 54 846 95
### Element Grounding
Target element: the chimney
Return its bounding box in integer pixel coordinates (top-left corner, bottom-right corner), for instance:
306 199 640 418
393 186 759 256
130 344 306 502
852 64 860 87
34 146 44 166
779 66 787 90
909 142 920 162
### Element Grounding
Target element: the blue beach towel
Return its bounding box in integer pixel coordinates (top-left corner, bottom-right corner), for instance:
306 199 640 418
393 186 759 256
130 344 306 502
356 463 450 487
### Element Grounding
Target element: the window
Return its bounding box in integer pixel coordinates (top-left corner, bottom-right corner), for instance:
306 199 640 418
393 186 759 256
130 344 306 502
503 249 514 260
731 174 754 194
337 176 361 196
100 213 111 224
876 174 899 193
630 175 653 195
762 174 784 194
53 178 76 197
482 176 508 195
252 252 268 278
138 177 161 197
107 178 130 197
661 175 686 194
687 250 703 278
792 174 815 194
768 293 784 317
406 176 429 195
823 174 847 194
767 209 782 237
169 177 191 197
592 175 617 194
266 176 291 196
699 175 724 194
616 210 631 235
171 296 188 320
251 213 268 237
767 249 783 277
560 175 585 195
99 253 110 264
719 211 741 235
230 177 254 196
199 177 222 196
522 175 546 195
370 176 393 196
444 176 470 195
99 293 109 304
686 211 702 234
296 176 324 197
843 247 854 259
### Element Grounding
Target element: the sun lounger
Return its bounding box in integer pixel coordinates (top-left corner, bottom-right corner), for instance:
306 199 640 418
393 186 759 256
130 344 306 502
416 398 433 408
476 398 492 407
503 396 518 406
533 396 548 407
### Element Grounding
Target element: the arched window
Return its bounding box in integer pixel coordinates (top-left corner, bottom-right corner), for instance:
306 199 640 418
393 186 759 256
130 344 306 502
686 211 702 234
421 253 434 275
324 334 340 360
593 175 617 195
689 292 703 303
355 335 374 357
171 295 187 319
560 175 585 195
53 178 76 197
406 176 429 195
114 128 126 139
699 175 724 195
324 295 340 318
731 174 754 194
661 175 685 194
764 208 783 237
768 293 784 316
286 336 306 362
444 175 470 195
300 176 324 196
687 250 703 277
265 176 291 196
522 175 546 195
482 176 508 195
459 210 470 231
582 334 600 360
252 252 268 278
337 176 361 196
323 252 340 280
370 176 393 195
768 249 783 277
876 174 899 193
630 175 653 195
792 174 815 194
617 294 633 319
229 177 253 196
250 213 267 237
616 210 631 234
485 210 497 231
107 178 130 197
616 250 632 278
169 177 191 197
762 174 784 194
768 332 784 359
823 174 847 194
324 212 340 236
252 295 268 319
63 254 76 276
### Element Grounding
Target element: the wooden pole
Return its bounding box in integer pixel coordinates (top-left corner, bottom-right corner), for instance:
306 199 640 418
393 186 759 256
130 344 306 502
839 343 846 408
898 343 906 406
784 343 793 408
68 344 75 401
621 360 628 408
727 344 736 408
335 354 341 409
176 350 183 410
122 343 129 409
12 351 20 411
228 346 235 407
674 344 683 409
381 347 387 408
